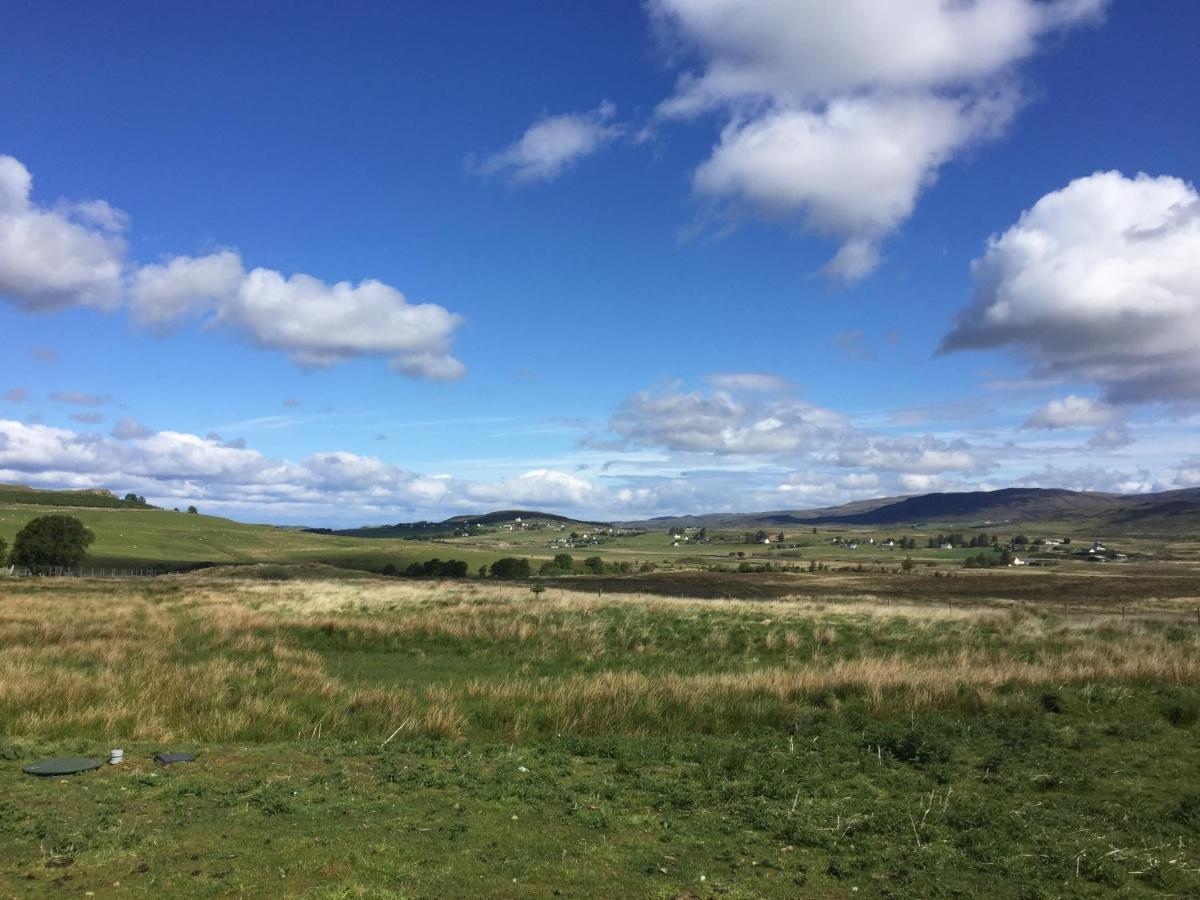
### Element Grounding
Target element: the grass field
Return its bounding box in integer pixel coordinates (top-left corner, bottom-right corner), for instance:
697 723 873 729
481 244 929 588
2 575 1199 896
0 505 519 574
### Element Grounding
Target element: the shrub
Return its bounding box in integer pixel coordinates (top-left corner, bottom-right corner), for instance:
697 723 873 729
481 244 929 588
10 515 95 571
489 557 531 579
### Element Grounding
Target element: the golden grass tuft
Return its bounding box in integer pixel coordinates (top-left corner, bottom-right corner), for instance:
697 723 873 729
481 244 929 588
1 577 1197 743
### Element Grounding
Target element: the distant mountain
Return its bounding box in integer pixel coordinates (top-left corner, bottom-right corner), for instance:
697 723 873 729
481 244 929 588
623 487 1200 533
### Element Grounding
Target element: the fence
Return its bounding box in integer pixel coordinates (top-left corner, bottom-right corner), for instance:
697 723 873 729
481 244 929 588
4 565 176 578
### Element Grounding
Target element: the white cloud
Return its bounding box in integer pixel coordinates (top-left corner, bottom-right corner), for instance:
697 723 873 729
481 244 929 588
604 379 988 477
476 102 622 184
0 419 613 524
694 92 1016 274
0 155 126 310
226 268 465 379
833 435 982 474
651 0 1103 280
134 255 467 379
608 382 850 455
131 250 244 326
0 156 468 381
943 171 1200 403
1024 395 1114 429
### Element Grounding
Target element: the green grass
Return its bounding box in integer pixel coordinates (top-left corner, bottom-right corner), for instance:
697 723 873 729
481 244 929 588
1 577 1198 896
0 505 526 574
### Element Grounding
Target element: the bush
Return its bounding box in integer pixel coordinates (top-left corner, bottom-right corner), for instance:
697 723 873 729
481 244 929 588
489 557 531 579
402 559 469 578
10 515 95 571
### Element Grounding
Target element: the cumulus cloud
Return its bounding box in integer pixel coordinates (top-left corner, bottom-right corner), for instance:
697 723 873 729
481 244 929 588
475 102 622 184
0 418 625 523
943 171 1200 404
134 253 467 380
1024 395 1114 429
0 155 126 310
603 379 989 480
0 156 468 381
608 382 850 455
651 0 1103 280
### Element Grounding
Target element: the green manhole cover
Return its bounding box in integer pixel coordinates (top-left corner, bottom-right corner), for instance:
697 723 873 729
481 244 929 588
22 757 103 777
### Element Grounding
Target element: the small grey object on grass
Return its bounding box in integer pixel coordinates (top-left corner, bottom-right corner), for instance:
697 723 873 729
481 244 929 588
154 752 197 765
22 757 102 777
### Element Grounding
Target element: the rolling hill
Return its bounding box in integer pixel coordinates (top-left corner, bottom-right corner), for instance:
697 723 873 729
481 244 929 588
625 487 1200 533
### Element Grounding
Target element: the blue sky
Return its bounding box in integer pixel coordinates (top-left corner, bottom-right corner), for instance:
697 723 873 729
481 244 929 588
2 0 1199 525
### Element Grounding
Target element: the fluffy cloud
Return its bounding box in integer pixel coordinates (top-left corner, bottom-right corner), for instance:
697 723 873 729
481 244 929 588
608 382 850 455
943 171 1200 404
475 102 622 184
604 380 988 478
652 0 1103 280
0 156 467 381
1024 395 1114 429
0 155 126 310
0 419 612 523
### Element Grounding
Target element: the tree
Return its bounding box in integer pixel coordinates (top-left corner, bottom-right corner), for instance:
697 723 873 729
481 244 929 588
11 515 95 571
553 553 574 571
0 535 7 567
901 556 915 574
489 557 531 579
186 505 199 515
584 556 605 574
381 563 398 577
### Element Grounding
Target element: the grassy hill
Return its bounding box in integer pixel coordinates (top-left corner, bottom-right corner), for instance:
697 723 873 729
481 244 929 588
0 504 521 573
0 484 152 510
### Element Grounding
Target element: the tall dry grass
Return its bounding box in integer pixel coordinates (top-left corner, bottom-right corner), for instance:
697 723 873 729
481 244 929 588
1 577 1196 743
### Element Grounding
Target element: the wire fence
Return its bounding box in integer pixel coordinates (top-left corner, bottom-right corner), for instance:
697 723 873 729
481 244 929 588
5 565 177 578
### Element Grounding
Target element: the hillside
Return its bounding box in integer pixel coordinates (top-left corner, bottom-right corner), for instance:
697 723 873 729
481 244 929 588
317 508 609 539
0 505 522 573
625 487 1200 533
0 484 152 510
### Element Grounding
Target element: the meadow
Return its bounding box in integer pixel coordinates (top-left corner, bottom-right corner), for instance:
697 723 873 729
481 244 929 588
1 574 1199 896
0 505 511 574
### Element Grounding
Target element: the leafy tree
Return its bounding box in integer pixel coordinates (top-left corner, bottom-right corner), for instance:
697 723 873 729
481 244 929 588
584 556 605 574
553 553 574 571
489 557 531 579
187 505 199 515
381 563 398 577
11 515 95 570
901 556 915 574
0 535 7 567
